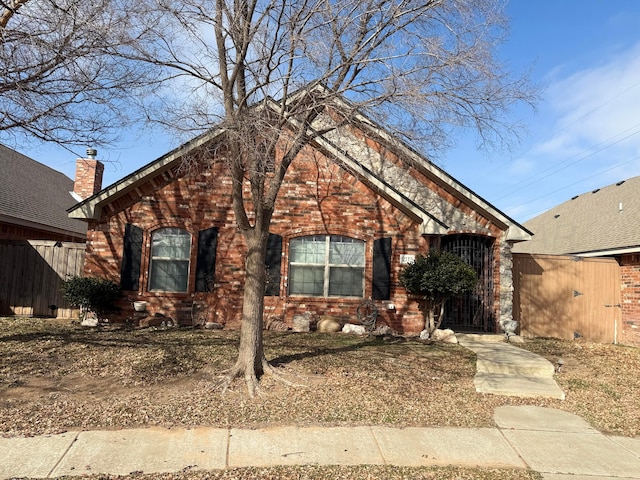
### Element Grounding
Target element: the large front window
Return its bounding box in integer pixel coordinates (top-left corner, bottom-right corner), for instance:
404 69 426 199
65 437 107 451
289 235 365 297
148 228 191 292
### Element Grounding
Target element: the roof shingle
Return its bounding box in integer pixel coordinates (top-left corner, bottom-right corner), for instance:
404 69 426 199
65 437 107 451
512 176 640 255
0 144 87 238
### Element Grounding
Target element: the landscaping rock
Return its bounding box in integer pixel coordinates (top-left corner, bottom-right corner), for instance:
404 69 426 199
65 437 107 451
292 313 312 332
316 316 341 333
204 322 223 330
372 324 393 336
342 323 366 335
81 312 99 327
265 316 289 331
419 329 430 340
431 328 458 343
139 314 171 328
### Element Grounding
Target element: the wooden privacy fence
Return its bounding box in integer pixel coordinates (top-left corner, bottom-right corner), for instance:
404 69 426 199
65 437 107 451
0 240 85 319
513 253 621 344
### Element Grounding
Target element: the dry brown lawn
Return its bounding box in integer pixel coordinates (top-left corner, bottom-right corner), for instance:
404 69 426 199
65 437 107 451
1 317 638 441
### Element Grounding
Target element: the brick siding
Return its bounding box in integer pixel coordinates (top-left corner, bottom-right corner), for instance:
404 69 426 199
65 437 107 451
620 253 640 346
74 159 104 200
84 146 506 333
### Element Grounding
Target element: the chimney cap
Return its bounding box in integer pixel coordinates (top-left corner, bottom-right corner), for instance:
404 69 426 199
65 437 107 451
86 148 97 159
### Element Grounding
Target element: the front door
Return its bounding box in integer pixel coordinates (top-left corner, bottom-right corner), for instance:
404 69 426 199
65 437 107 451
441 234 495 332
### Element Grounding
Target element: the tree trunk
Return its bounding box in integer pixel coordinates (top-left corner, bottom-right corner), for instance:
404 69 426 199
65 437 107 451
433 302 446 333
220 227 271 396
423 301 446 335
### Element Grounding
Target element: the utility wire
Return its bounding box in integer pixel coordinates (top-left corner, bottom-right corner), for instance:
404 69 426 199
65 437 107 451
492 123 640 201
471 78 640 184
511 153 640 220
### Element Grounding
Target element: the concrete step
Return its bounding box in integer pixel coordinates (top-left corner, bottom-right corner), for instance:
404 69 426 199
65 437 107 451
474 373 566 400
457 333 506 343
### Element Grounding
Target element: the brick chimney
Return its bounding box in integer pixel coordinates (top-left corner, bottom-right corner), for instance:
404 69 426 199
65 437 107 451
74 148 104 200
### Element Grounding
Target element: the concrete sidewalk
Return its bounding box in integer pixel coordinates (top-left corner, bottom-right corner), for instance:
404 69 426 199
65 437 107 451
1 406 639 479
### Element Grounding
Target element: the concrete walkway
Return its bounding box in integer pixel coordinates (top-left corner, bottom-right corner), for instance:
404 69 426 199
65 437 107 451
2 338 636 479
458 333 566 399
1 406 639 479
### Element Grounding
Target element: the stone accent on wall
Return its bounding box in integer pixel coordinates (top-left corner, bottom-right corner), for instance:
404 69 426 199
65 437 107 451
319 118 494 236
499 235 515 328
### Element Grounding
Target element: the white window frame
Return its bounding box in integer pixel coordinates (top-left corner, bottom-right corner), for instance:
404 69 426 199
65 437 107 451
288 235 365 298
148 227 191 293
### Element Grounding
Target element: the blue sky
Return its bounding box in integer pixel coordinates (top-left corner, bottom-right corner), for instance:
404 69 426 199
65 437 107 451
15 0 640 223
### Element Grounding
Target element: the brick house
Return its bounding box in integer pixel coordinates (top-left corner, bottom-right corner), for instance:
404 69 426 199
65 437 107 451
1 145 102 317
512 176 640 345
68 118 531 333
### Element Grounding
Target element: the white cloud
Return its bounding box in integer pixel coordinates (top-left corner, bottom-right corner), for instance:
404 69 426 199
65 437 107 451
537 42 640 158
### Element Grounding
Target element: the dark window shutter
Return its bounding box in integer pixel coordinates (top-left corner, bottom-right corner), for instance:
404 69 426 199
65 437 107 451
265 233 282 296
196 227 218 292
121 224 143 291
372 237 392 300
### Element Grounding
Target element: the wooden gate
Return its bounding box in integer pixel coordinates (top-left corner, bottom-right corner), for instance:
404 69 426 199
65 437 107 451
0 240 85 318
513 254 621 343
441 234 495 332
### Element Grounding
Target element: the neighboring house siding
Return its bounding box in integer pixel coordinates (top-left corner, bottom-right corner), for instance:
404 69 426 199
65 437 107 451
82 146 508 332
0 222 84 243
620 253 640 346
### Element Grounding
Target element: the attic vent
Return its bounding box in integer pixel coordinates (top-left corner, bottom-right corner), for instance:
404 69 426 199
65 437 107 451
592 188 600 194
616 180 626 186
571 195 578 200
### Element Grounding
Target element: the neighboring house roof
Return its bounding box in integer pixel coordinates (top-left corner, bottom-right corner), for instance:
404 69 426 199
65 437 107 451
512 175 640 256
68 99 530 242
0 144 87 239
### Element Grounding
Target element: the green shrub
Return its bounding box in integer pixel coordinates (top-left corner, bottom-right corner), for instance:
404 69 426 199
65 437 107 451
399 250 477 333
61 276 122 319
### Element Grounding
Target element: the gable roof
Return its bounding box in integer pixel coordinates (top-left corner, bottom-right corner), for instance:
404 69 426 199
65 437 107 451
0 144 87 239
68 102 530 242
512 175 640 256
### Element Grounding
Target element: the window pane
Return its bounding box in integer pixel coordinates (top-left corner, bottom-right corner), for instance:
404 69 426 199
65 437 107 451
329 237 365 266
149 260 189 292
329 266 364 297
290 236 325 264
152 228 191 259
289 265 324 296
149 228 191 292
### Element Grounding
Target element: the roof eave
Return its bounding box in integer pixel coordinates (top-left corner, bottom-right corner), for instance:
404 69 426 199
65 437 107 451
574 246 640 257
68 128 226 221
0 213 87 239
505 225 533 243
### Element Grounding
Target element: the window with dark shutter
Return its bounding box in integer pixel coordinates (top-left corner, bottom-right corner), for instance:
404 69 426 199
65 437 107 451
121 224 143 291
288 235 365 297
196 227 218 292
372 237 392 300
149 228 191 292
265 233 282 296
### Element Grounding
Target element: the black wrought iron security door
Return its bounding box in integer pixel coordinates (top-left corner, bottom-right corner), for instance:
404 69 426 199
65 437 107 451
441 234 495 332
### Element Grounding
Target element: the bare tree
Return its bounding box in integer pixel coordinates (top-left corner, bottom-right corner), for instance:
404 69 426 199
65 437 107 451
111 0 537 395
5 0 537 395
0 0 153 146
